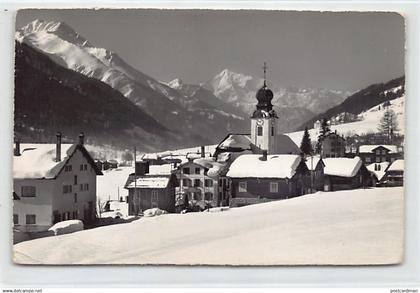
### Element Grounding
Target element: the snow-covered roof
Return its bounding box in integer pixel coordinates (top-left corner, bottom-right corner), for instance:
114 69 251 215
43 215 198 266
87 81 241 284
13 143 78 179
323 157 363 178
149 164 173 175
366 162 390 181
387 159 404 172
226 154 302 179
218 134 252 150
193 158 227 178
359 145 398 154
305 156 323 171
126 177 170 189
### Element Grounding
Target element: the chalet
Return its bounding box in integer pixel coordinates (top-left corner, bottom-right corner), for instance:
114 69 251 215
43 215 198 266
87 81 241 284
125 162 178 214
323 157 371 191
358 145 400 164
13 133 102 233
366 162 390 185
226 152 310 207
320 131 346 158
304 155 325 191
383 159 404 186
174 157 227 210
103 159 118 170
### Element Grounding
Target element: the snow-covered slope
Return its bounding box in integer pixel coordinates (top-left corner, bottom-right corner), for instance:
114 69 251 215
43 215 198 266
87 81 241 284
15 20 248 145
286 95 405 146
14 187 403 265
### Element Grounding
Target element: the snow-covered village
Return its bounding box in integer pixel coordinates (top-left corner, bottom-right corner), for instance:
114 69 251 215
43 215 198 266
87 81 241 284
11 10 405 265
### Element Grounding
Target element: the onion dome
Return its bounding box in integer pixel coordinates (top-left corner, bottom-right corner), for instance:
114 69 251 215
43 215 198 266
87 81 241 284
255 83 274 111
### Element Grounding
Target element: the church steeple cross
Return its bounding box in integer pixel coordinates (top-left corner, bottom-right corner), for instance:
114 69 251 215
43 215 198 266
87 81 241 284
263 62 267 87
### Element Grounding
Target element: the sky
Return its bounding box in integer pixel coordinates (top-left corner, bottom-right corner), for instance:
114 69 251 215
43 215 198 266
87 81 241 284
16 9 405 91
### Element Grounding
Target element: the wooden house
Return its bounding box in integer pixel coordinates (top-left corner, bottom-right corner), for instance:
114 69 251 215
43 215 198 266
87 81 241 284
304 155 325 191
383 159 404 186
323 157 371 191
125 163 178 214
13 133 102 233
226 152 310 207
358 145 400 164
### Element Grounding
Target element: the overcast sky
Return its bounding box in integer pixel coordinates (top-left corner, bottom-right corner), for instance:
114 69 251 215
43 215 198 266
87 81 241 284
16 9 404 91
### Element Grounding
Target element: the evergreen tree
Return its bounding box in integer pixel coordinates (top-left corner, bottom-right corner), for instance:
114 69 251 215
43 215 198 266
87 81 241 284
300 127 313 155
378 109 399 141
315 118 330 154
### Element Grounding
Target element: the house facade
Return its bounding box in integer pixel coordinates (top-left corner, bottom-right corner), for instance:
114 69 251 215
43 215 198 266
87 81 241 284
358 145 400 164
175 159 221 210
13 133 102 233
125 162 178 214
320 132 346 158
226 153 310 207
305 156 325 191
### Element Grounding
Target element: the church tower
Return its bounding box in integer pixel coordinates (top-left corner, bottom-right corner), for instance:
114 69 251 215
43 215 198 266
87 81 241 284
250 63 278 154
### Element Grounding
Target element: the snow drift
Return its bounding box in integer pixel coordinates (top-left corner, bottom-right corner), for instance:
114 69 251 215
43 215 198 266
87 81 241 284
14 187 403 265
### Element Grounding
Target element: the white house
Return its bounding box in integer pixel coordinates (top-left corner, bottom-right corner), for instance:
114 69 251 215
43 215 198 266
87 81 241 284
13 133 102 232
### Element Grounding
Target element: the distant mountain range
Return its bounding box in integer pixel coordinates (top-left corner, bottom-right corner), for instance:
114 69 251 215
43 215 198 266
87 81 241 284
16 19 393 152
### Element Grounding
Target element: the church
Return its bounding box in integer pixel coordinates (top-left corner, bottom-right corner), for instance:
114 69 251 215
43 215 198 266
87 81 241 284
214 63 300 158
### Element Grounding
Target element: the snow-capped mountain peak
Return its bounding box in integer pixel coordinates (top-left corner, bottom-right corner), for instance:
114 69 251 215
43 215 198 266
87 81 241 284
167 78 183 90
16 19 92 47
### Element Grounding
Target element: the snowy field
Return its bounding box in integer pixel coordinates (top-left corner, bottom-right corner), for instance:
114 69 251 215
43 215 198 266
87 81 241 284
13 187 403 265
286 96 405 146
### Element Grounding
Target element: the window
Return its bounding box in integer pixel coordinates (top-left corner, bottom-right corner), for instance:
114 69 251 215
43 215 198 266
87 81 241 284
257 126 263 136
271 126 274 136
80 183 84 191
375 150 381 155
239 182 247 193
21 186 36 197
84 164 88 171
270 182 279 193
74 193 78 203
366 157 371 163
80 164 84 171
74 175 78 185
376 157 381 163
205 179 213 187
84 183 89 191
194 179 201 187
204 192 213 201
195 168 200 174
64 165 72 172
26 214 36 225
63 185 72 194
381 150 387 155
13 214 18 225
193 192 202 201
219 179 223 187
182 168 190 174
182 179 191 187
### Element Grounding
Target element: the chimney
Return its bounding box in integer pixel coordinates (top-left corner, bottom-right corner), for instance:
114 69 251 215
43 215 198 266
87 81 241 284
260 150 268 161
201 146 205 158
14 139 21 156
135 161 149 176
78 132 85 146
56 132 62 162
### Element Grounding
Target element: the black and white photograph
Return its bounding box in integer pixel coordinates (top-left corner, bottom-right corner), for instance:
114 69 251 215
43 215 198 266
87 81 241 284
11 9 405 265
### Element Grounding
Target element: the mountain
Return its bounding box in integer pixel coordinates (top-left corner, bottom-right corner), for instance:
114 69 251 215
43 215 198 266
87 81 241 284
15 19 248 147
14 41 198 152
297 76 405 131
202 69 350 132
203 69 350 115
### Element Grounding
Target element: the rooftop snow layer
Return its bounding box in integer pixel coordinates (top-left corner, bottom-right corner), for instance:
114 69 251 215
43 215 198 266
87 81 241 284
218 134 252 150
226 154 302 178
359 145 398 154
13 143 75 179
149 164 173 175
387 159 404 172
323 157 363 178
126 177 170 189
193 158 227 178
